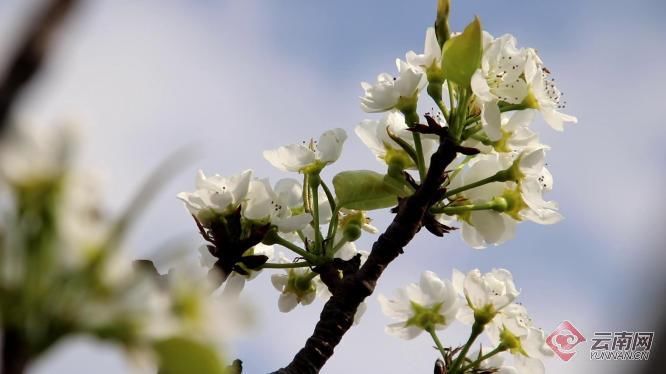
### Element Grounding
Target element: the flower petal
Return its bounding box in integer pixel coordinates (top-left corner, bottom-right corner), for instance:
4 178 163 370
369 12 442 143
263 144 315 172
317 128 347 163
278 293 299 313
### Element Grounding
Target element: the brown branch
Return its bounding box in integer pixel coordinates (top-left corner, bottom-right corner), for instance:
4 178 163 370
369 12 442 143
1 328 29 374
0 0 80 133
273 137 461 373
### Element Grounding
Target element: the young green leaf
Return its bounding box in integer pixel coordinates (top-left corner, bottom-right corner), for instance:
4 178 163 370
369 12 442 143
333 170 409 211
441 17 483 87
155 337 227 374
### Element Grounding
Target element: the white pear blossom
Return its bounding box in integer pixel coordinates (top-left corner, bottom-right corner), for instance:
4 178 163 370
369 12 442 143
442 148 560 248
524 49 578 131
472 33 529 105
300 227 357 260
356 111 437 169
243 178 312 233
155 269 252 344
199 244 274 297
76 274 170 339
488 304 554 374
378 271 460 339
471 33 529 141
177 169 252 218
57 172 111 268
270 254 319 312
500 147 562 225
452 268 519 324
406 27 441 72
468 349 519 374
465 111 541 154
79 257 251 348
338 208 378 235
360 59 425 113
444 154 517 248
263 128 347 173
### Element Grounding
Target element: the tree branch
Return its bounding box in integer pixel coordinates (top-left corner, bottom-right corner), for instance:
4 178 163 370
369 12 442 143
1 327 30 374
273 137 460 373
0 0 80 133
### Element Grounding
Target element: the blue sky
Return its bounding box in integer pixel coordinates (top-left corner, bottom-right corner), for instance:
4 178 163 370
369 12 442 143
1 0 664 373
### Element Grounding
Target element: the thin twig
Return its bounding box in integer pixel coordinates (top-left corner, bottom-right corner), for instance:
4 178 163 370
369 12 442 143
0 0 80 133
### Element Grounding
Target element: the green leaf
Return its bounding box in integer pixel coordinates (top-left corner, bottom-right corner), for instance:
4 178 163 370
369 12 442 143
155 337 227 374
333 170 410 211
441 17 483 87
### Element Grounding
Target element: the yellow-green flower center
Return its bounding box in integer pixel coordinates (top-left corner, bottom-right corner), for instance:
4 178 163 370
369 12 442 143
406 302 446 331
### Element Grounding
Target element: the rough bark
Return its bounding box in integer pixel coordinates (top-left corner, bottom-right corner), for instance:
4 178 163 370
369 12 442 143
274 137 460 373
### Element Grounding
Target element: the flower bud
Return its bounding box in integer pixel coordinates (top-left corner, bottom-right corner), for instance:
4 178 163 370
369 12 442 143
342 223 363 242
435 0 451 47
292 274 315 293
490 196 508 212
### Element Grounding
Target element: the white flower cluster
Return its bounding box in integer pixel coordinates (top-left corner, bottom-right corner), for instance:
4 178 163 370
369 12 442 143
180 128 372 318
0 124 244 371
358 25 577 249
178 168 316 234
379 268 553 374
178 129 350 233
361 27 576 129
